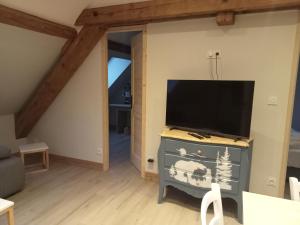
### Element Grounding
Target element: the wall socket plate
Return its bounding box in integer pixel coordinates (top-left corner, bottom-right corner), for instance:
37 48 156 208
96 147 102 155
268 96 278 106
148 163 154 170
267 177 276 187
207 50 221 59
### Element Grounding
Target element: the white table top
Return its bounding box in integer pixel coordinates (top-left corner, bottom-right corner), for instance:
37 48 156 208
243 192 300 225
0 199 14 215
19 142 49 153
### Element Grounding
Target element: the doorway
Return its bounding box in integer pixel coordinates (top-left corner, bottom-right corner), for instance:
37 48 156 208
101 26 147 176
284 66 300 198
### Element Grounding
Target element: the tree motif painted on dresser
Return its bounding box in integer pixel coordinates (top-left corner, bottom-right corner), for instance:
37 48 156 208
215 148 233 190
169 165 177 177
169 147 233 190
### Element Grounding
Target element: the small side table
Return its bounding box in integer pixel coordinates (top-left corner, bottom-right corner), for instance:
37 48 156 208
19 142 49 173
0 199 14 225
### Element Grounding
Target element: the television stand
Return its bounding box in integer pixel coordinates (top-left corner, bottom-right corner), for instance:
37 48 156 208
168 128 212 138
234 137 247 142
169 128 246 142
169 127 177 131
158 128 253 223
196 130 246 143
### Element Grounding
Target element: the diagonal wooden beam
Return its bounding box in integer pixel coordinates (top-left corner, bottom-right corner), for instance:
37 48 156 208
15 26 106 138
75 0 300 27
0 4 77 39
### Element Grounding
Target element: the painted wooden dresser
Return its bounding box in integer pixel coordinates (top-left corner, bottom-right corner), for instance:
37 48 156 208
158 129 253 223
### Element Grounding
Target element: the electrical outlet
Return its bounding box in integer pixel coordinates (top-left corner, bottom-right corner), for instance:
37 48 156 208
147 157 155 170
268 96 278 106
267 177 276 187
96 147 103 161
207 50 221 59
96 147 102 155
148 162 154 170
207 50 214 58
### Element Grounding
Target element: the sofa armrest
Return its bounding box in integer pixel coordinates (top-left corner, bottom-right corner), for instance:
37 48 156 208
0 145 11 159
0 156 25 198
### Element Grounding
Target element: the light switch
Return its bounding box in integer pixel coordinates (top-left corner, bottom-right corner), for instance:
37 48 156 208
268 96 278 106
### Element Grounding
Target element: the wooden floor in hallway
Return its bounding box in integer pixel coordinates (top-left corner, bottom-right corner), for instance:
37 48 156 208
109 131 131 167
0 140 241 225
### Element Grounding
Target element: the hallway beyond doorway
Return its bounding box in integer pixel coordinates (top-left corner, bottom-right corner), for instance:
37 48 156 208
109 131 130 167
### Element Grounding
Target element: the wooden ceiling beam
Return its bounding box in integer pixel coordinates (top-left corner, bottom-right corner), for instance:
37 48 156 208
75 0 300 27
216 12 235 26
0 4 77 39
15 26 106 138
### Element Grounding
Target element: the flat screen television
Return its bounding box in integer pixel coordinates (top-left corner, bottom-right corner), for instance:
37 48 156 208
166 80 255 138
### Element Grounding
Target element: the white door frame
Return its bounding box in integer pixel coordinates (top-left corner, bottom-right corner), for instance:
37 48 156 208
101 25 147 177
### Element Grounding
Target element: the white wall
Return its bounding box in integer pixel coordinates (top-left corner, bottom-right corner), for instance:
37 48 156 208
29 10 299 196
0 114 27 152
30 41 104 163
145 11 300 196
0 23 65 115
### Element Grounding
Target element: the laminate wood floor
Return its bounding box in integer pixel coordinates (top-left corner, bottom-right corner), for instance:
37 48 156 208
109 131 131 167
0 139 241 225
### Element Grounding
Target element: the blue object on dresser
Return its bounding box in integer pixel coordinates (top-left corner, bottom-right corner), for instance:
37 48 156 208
158 129 253 223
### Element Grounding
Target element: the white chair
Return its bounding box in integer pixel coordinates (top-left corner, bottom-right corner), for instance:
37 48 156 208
201 183 224 225
289 177 300 201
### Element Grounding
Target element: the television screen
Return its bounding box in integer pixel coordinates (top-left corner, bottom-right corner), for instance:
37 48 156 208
166 80 255 138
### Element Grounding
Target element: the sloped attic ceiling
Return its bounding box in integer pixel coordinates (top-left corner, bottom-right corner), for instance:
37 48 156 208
0 23 65 115
0 0 147 116
0 0 147 27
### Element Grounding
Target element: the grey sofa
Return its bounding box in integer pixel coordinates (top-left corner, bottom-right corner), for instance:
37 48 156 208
0 145 25 198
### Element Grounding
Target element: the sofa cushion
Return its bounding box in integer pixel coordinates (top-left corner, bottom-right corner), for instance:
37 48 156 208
0 145 11 159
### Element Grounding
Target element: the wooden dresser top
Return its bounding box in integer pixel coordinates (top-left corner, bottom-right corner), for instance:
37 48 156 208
160 129 252 148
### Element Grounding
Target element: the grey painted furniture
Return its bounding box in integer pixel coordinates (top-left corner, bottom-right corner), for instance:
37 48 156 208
158 129 253 223
0 145 25 198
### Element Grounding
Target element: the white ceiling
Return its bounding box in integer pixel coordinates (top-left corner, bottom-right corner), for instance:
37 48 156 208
0 0 148 27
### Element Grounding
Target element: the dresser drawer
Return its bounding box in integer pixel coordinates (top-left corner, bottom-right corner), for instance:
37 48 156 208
165 154 240 179
164 168 239 194
165 139 241 163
